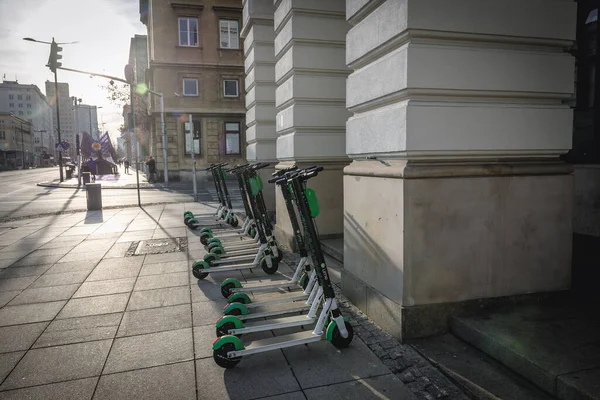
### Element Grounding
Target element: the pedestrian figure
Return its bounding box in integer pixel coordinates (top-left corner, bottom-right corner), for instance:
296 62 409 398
87 158 96 182
124 160 129 174
146 156 156 183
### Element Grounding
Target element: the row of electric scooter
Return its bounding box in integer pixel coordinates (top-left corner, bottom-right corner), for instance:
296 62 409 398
183 162 354 368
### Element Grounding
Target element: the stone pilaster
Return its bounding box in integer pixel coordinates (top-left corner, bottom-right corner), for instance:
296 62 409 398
272 0 351 248
154 114 180 181
242 0 278 211
342 0 577 340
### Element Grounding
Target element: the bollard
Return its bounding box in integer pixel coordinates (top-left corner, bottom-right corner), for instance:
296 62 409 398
82 172 91 185
86 183 102 211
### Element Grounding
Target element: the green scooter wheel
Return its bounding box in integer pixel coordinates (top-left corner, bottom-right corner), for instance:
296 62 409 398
229 217 239 228
183 211 193 218
213 342 242 369
200 233 213 246
299 273 309 290
227 292 251 305
328 320 354 349
207 242 221 252
184 216 193 226
200 227 213 234
220 281 241 298
188 219 199 230
211 246 225 256
249 228 257 239
192 261 209 280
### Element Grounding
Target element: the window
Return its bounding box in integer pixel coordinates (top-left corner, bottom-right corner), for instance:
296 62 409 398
27 111 32 116
178 17 199 46
18 111 23 116
183 78 198 96
0 131 5 140
8 94 13 99
225 122 241 155
219 20 239 49
27 104 31 108
35 137 40 143
17 95 22 100
26 95 31 100
184 120 201 155
223 80 239 97
9 103 14 108
18 104 23 108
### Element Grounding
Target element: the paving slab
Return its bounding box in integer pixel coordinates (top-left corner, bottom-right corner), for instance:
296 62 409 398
93 361 196 400
116 303 192 337
0 259 19 270
39 235 87 249
304 374 418 399
57 293 129 319
192 301 226 327
74 277 135 298
44 261 96 275
33 313 121 349
139 260 189 276
86 257 144 281
11 253 64 267
0 292 19 308
8 284 79 305
0 264 52 279
283 336 392 390
25 246 74 257
0 339 111 390
0 352 25 383
116 230 154 243
59 251 107 264
193 325 217 359
29 270 90 288
72 238 118 253
0 276 37 291
103 242 134 258
195 349 301 400
127 286 190 311
0 322 48 353
143 251 188 264
191 280 226 302
134 271 188 291
256 392 306 400
0 377 98 400
103 327 194 374
0 301 66 327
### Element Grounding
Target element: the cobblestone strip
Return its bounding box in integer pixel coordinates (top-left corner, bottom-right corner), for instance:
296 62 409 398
282 252 469 400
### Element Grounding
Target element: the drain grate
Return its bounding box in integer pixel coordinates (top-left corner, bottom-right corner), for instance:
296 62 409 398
125 237 188 256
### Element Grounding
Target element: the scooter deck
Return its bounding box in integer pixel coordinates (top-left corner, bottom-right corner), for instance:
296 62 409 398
230 314 317 335
238 303 312 321
231 280 302 294
203 262 257 274
244 293 309 309
229 331 322 357
212 254 256 265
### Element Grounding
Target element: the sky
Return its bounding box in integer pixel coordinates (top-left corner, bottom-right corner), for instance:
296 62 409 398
0 0 146 140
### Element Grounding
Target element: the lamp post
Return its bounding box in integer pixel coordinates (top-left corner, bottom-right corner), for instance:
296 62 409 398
146 89 168 184
23 37 77 181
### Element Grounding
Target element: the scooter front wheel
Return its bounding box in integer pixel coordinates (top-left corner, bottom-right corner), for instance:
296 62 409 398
192 262 209 280
260 257 279 275
329 321 354 349
213 343 242 369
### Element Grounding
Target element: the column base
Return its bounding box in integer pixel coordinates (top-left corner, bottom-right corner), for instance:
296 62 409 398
273 160 349 250
343 159 573 340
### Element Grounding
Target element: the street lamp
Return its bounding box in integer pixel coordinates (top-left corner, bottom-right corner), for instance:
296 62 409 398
146 88 168 184
22 36 78 182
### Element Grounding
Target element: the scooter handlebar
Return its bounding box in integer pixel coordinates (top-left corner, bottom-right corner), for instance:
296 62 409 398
271 165 298 177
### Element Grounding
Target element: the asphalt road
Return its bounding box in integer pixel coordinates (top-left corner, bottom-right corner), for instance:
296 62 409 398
0 167 243 221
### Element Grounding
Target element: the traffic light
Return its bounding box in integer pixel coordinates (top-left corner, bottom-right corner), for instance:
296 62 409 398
47 40 62 73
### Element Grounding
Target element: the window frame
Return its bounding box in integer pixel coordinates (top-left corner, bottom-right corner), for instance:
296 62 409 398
178 17 199 47
219 19 240 49
224 121 241 155
184 119 202 156
183 78 199 97
223 79 239 98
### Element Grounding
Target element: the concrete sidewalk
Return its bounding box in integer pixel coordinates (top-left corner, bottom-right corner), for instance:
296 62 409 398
0 204 465 399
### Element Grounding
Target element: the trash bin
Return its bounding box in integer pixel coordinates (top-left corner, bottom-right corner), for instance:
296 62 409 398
86 183 102 211
66 167 72 179
82 172 91 184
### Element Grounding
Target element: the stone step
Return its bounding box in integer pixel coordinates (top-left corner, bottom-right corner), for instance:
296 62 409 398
450 304 600 400
321 237 343 263
411 334 554 400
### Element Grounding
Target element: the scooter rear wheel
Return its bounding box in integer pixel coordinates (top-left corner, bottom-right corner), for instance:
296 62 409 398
213 343 241 369
216 322 241 337
221 282 237 298
192 263 209 280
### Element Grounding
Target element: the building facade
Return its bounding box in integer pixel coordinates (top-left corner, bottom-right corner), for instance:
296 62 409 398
0 80 55 165
139 0 247 181
74 104 100 140
238 0 600 342
0 113 33 169
45 81 76 160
